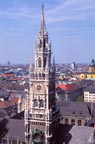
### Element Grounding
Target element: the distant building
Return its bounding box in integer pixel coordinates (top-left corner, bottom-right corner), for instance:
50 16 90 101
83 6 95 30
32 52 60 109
80 59 95 80
56 81 82 101
0 89 10 101
84 85 95 103
1 72 14 78
80 72 95 80
71 62 76 70
7 61 11 66
89 59 95 73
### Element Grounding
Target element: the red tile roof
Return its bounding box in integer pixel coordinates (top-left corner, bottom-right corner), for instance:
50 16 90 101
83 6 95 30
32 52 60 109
56 83 79 91
0 97 19 108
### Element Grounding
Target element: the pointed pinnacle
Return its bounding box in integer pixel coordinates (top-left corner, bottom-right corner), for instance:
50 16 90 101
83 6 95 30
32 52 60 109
40 4 46 35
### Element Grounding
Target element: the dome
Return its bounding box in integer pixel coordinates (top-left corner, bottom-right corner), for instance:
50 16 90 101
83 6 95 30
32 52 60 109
90 59 95 67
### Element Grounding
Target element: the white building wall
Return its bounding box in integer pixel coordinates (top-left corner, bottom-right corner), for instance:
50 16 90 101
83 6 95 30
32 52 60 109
84 91 95 103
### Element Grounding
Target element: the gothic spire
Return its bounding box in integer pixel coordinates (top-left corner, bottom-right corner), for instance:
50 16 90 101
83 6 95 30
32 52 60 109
53 56 56 72
40 4 47 35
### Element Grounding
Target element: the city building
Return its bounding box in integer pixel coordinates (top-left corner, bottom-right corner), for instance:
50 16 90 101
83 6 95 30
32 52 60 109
1 100 95 144
24 5 60 144
89 59 95 73
1 5 95 144
71 62 76 70
84 85 95 103
80 72 95 80
56 81 82 101
80 59 95 80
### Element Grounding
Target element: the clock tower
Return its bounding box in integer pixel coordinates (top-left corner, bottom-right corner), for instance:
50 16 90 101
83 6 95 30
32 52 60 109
25 5 60 144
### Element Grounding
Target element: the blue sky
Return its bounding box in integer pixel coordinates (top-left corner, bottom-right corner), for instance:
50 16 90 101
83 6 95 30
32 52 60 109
0 0 95 64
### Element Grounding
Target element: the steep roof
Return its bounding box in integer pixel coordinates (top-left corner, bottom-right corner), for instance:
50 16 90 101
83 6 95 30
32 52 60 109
0 118 25 141
84 85 95 93
65 125 93 144
57 101 94 119
56 82 80 91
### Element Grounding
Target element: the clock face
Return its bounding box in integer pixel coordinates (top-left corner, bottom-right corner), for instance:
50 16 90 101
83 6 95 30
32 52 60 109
36 85 42 90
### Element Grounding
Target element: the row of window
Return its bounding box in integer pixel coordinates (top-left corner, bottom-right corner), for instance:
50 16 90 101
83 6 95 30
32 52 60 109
85 100 95 102
38 38 47 48
84 97 95 99
82 75 95 78
65 118 82 125
1 139 25 144
61 118 82 126
33 99 44 107
31 121 45 126
31 73 46 80
84 97 95 100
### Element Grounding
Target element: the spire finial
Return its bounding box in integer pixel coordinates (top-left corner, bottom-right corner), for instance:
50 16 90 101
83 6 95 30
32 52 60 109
40 4 46 35
42 4 44 15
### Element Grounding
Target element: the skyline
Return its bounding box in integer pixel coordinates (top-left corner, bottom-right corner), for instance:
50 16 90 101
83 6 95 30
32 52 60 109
0 0 95 64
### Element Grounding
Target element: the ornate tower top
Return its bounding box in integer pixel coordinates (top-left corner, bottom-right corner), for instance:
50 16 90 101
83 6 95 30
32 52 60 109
34 5 51 71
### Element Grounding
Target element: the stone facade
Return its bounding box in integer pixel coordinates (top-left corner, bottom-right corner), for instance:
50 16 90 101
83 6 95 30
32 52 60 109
24 5 60 144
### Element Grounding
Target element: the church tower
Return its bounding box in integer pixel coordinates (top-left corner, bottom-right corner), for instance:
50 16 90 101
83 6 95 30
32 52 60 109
25 5 60 144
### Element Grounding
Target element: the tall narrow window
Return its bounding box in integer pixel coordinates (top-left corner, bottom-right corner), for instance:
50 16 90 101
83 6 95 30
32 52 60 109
34 99 38 107
42 73 45 80
43 39 45 47
44 57 47 68
39 100 44 107
71 119 75 125
32 73 35 79
65 119 68 124
78 120 82 126
39 73 41 79
36 73 38 79
38 57 41 68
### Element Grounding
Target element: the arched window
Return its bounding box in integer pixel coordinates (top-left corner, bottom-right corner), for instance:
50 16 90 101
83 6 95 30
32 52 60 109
32 73 35 79
44 57 47 68
42 73 45 80
39 73 41 79
34 99 38 107
38 57 41 68
40 39 42 48
39 100 44 107
36 73 38 79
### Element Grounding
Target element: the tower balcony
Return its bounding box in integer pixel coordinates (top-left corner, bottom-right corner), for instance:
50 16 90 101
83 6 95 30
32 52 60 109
29 71 55 81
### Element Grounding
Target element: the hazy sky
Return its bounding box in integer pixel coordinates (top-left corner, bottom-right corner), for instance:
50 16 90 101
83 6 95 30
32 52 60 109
0 0 95 64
